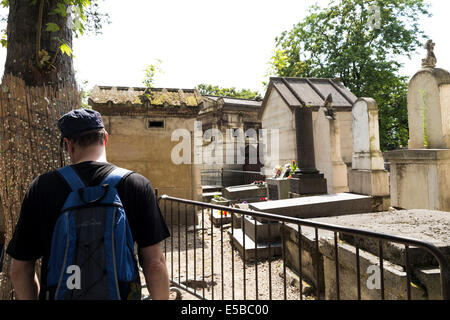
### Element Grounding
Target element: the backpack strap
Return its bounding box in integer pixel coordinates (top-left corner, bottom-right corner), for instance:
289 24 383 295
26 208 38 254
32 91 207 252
58 166 86 191
101 167 132 189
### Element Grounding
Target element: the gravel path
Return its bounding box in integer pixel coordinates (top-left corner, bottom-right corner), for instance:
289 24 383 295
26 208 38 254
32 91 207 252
142 208 316 300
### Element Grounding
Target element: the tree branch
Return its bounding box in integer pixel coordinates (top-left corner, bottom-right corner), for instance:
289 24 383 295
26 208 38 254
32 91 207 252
35 0 44 66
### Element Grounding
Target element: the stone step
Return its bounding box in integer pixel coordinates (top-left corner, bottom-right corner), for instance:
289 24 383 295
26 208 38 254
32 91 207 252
242 215 281 243
228 229 282 262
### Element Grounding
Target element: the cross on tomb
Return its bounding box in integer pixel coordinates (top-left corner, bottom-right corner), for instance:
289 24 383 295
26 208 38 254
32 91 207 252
422 39 437 68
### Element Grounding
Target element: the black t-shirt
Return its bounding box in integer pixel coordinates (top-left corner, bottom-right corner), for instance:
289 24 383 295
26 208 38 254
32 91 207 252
6 161 170 299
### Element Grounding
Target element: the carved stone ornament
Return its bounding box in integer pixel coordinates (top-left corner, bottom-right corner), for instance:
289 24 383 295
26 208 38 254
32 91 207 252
422 39 437 68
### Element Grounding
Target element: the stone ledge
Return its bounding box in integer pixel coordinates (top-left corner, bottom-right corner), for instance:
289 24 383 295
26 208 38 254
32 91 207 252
384 149 450 161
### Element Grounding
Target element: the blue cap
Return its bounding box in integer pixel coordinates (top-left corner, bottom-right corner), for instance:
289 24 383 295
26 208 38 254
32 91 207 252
58 108 104 139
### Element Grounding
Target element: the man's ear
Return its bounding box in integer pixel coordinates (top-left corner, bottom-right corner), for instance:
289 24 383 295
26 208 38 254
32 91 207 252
63 138 69 152
64 138 75 153
104 131 109 147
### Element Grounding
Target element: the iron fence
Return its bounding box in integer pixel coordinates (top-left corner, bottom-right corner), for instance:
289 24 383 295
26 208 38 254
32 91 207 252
158 194 450 300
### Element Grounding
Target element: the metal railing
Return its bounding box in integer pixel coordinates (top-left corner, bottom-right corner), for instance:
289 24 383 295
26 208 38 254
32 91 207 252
158 195 450 300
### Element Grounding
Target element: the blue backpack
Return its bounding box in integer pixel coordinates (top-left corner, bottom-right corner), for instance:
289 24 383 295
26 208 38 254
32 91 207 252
46 166 141 300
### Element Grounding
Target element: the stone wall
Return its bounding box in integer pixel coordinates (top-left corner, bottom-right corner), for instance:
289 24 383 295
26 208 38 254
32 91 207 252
103 115 202 203
260 89 297 171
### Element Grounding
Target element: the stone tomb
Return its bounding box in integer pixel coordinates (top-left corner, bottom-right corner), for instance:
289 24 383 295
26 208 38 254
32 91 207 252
229 193 372 261
229 216 282 261
249 193 371 219
281 209 450 300
222 184 267 203
385 41 450 211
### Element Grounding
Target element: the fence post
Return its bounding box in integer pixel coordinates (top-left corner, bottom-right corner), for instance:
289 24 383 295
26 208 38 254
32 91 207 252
440 260 450 300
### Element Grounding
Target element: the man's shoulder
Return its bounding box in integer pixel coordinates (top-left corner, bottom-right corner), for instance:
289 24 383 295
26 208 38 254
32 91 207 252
31 169 65 188
120 171 152 189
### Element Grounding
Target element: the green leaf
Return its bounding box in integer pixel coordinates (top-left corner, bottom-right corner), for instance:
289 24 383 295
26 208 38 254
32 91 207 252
45 22 60 32
50 3 68 17
60 43 73 56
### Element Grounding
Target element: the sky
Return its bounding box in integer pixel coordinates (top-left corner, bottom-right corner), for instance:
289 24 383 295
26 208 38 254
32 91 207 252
0 0 449 95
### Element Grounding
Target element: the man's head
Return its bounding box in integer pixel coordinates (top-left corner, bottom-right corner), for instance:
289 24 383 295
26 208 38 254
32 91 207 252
58 108 108 163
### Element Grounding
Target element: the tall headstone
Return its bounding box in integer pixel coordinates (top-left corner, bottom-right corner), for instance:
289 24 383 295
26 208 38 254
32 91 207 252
290 107 328 196
408 40 450 149
348 98 390 210
385 40 450 211
314 106 349 193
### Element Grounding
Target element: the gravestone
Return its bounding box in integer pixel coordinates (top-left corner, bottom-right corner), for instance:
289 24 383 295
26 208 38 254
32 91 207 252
351 98 385 171
348 98 390 210
385 40 450 211
266 178 290 200
314 106 349 193
407 40 450 149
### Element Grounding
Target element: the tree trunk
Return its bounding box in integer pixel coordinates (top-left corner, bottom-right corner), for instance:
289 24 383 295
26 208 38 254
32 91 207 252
0 0 80 299
5 0 76 87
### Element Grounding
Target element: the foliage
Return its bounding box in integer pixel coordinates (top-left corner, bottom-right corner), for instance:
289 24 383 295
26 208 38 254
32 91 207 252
269 0 431 150
196 83 262 100
142 59 163 89
0 0 110 53
79 79 91 108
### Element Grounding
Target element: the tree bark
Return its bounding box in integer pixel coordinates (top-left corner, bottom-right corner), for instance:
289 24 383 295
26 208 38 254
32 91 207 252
0 0 80 299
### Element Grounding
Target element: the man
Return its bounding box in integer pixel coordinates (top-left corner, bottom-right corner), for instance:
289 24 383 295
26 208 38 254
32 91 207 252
6 108 170 300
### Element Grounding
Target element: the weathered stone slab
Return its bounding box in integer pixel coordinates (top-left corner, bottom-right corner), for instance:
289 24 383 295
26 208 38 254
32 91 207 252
222 184 267 202
384 149 450 211
242 216 281 243
320 239 427 300
309 209 450 268
249 193 372 219
266 178 290 200
228 229 282 262
281 223 332 293
289 172 327 195
348 169 389 197
280 222 431 300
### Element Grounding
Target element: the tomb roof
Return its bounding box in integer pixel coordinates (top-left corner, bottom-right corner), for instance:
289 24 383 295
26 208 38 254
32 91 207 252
89 86 203 107
204 95 262 108
261 77 358 113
